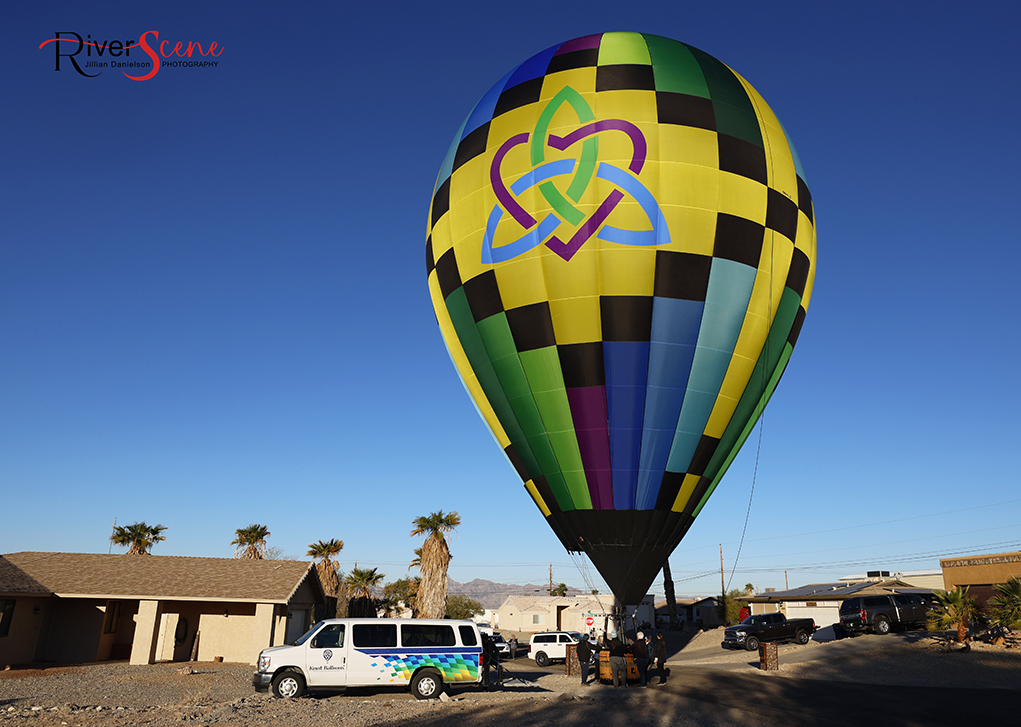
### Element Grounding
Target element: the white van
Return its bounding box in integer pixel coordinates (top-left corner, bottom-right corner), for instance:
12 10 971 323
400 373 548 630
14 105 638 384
253 618 483 699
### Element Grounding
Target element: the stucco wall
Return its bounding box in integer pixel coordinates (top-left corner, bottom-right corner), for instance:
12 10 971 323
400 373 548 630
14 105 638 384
195 603 257 663
0 596 48 667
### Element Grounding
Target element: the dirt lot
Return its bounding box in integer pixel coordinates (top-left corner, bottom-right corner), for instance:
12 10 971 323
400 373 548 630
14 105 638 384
2 631 1018 727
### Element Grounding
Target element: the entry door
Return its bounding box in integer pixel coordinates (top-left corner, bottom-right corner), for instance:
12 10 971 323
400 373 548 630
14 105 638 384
305 623 348 687
286 609 307 644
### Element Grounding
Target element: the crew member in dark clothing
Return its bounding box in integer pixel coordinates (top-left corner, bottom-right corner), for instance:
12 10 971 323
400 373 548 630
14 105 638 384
576 636 594 685
632 631 650 687
608 632 627 687
652 632 668 685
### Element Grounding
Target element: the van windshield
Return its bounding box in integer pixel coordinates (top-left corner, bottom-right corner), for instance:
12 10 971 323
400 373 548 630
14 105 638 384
292 623 323 646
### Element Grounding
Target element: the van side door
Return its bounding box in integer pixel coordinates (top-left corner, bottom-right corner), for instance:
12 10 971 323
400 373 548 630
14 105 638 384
305 623 348 687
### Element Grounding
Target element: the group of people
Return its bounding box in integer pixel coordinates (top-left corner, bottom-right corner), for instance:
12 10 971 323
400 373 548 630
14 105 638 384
575 631 668 688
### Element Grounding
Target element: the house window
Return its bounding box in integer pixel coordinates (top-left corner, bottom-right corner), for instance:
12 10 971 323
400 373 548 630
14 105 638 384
0 600 14 637
532 614 545 625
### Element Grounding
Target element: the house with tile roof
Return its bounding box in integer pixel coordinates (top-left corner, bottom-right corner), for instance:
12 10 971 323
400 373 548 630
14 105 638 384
0 552 325 668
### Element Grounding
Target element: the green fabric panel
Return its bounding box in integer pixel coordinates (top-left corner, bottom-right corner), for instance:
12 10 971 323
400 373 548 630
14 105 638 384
531 389 575 433
645 36 710 98
687 45 762 148
541 470 574 511
597 31 652 65
444 292 537 477
518 347 565 392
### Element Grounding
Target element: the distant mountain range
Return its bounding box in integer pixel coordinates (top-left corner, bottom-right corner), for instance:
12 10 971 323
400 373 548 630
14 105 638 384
447 577 589 610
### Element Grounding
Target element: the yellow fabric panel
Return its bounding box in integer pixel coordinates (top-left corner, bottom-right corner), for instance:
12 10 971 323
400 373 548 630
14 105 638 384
737 74 799 200
657 162 720 215
659 206 717 257
488 103 543 151
800 222 818 308
540 67 597 99
658 125 718 169
717 171 767 224
449 187 491 282
429 212 454 261
524 480 552 517
493 250 550 309
544 244 598 301
427 275 511 449
671 473 703 513
597 244 656 296
549 295 601 345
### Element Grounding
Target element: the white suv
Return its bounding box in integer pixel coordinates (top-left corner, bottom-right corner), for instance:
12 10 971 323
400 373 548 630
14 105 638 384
528 631 582 667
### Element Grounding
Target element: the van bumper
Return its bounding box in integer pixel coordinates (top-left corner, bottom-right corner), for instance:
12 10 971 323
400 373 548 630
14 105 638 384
252 672 273 691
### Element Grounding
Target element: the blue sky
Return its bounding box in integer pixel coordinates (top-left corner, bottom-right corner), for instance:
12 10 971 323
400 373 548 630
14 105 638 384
3 1 1019 600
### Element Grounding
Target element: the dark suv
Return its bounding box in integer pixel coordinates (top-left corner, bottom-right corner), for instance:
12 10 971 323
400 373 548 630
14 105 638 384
838 594 931 635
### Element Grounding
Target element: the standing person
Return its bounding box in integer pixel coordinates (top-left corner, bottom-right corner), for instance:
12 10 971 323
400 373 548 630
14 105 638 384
632 631 650 687
608 631 627 688
652 632 668 685
576 634 593 685
509 637 517 660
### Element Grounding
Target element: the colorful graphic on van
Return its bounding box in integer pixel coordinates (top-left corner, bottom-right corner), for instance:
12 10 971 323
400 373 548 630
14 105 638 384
367 651 480 682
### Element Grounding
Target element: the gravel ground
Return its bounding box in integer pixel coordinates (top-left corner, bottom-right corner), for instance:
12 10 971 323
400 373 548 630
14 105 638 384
2 633 1018 727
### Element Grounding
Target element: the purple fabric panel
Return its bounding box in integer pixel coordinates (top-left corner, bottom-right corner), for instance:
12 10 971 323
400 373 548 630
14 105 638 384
567 386 613 509
555 34 602 54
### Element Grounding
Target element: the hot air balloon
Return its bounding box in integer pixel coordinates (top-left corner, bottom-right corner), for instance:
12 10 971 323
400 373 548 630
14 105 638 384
425 33 816 604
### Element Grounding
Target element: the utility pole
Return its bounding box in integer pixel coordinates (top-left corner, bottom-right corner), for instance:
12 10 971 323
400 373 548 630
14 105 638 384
549 563 554 596
720 544 726 625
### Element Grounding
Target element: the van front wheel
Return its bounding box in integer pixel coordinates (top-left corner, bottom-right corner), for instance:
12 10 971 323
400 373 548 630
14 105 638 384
411 669 443 700
272 670 305 698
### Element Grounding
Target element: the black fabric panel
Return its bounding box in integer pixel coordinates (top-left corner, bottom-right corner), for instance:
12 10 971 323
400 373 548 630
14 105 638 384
430 177 450 229
531 476 560 515
654 250 712 301
654 470 686 510
766 188 799 242
796 174 814 224
462 270 504 323
718 134 768 185
678 476 713 521
547 48 599 74
596 64 656 92
452 122 490 173
687 435 720 477
788 305 807 348
506 301 556 351
785 248 811 298
425 236 434 277
558 342 606 389
600 296 653 342
434 248 461 300
505 444 529 482
656 92 716 131
551 509 691 604
714 214 764 268
495 77 543 118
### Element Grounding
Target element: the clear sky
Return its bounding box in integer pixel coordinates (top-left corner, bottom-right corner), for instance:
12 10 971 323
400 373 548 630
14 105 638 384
3 1 1019 601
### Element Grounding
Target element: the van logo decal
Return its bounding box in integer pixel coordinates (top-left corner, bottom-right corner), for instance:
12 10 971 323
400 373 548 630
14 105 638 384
323 649 333 662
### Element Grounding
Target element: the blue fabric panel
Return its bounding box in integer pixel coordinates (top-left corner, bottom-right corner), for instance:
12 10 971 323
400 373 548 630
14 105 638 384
604 341 650 509
463 67 515 137
435 115 470 194
665 259 756 473
507 44 560 87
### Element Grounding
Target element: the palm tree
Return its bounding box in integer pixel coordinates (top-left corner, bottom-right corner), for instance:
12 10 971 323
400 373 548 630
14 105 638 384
345 566 385 618
989 576 1021 632
410 511 460 619
110 522 167 555
409 547 422 571
928 586 979 643
232 524 271 559
307 538 344 597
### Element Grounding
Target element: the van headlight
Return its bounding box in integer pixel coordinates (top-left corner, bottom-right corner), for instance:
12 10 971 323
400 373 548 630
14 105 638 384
258 653 271 672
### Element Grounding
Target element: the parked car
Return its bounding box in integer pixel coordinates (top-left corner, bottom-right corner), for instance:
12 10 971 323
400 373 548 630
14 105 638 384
488 633 511 657
838 593 932 635
528 631 582 666
722 613 817 651
253 618 483 700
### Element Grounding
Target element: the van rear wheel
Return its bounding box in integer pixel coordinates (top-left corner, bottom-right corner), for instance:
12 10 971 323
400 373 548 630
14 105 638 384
411 669 443 700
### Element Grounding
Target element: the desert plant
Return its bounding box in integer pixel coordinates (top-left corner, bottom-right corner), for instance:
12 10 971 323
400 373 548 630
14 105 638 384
410 510 460 618
928 586 979 643
232 524 271 559
989 576 1021 633
110 522 167 555
307 538 344 597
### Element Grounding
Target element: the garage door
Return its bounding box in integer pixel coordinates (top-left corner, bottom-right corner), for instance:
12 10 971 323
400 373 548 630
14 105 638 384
786 604 840 628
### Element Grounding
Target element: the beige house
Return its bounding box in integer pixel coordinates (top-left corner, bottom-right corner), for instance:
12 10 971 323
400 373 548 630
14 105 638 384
0 552 325 668
496 594 654 634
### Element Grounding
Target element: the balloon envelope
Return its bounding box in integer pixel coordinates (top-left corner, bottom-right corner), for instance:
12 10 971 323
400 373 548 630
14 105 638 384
426 33 816 604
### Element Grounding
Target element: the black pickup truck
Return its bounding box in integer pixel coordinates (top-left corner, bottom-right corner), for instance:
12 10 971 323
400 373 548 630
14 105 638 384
721 613 817 651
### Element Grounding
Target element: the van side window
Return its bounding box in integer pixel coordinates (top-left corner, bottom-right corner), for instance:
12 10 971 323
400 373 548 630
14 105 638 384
458 625 478 646
402 624 456 647
353 623 397 648
314 624 345 648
